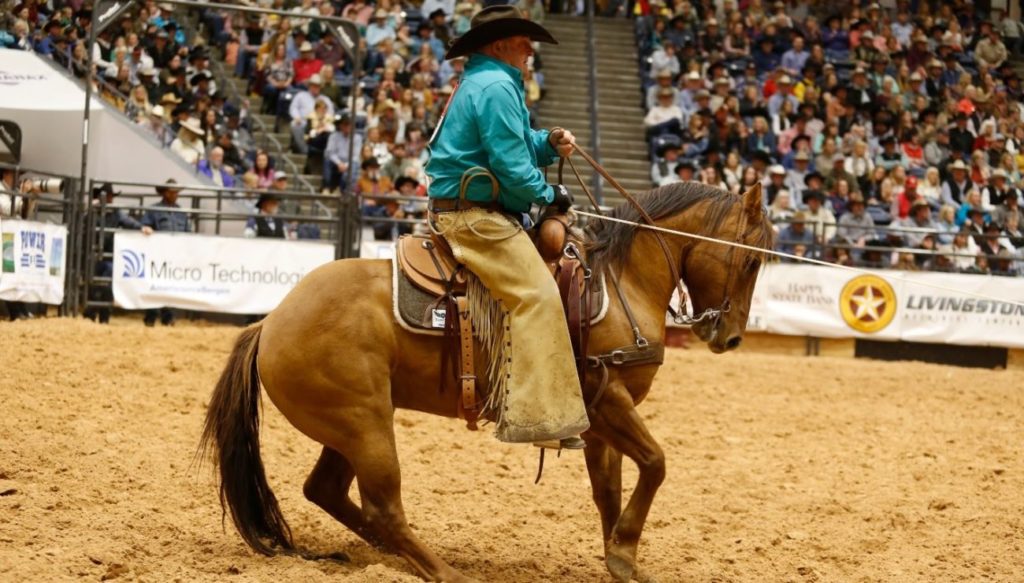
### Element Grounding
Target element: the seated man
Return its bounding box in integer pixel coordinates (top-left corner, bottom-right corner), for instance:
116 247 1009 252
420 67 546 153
288 74 334 154
775 211 815 258
424 6 588 447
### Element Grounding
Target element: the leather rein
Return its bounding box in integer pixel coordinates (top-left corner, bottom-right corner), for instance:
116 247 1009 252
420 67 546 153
557 141 738 342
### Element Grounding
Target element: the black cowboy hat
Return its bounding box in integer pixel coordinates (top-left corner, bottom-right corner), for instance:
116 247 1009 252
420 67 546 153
444 5 557 60
256 193 279 210
802 189 824 203
395 176 420 190
92 182 120 199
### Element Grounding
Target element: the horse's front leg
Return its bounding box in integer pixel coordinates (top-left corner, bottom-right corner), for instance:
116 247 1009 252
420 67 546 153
588 383 666 583
582 433 623 543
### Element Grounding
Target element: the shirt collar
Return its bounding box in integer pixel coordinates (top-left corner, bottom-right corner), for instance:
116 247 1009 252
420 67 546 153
467 53 524 85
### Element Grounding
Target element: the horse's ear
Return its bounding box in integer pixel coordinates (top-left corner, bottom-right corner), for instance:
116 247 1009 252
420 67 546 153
742 182 763 220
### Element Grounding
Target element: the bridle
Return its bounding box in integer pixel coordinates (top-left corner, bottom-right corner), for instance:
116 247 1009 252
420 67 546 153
558 141 750 340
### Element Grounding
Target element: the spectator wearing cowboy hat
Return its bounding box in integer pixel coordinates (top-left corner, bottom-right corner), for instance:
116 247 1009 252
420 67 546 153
324 113 363 193
668 159 698 184
801 188 836 242
644 87 684 140
651 142 682 186
898 199 939 248
775 211 815 257
244 194 286 239
645 68 677 110
381 142 419 184
836 193 877 246
288 73 334 154
785 150 813 201
941 159 974 209
993 188 1024 230
292 40 323 85
981 168 1019 210
141 179 189 326
365 9 396 48
169 117 206 166
139 104 173 147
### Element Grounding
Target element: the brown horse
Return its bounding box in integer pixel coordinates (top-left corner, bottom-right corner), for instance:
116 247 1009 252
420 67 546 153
199 181 773 582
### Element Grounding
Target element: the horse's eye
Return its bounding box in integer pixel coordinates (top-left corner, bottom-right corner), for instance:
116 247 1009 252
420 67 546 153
747 259 761 273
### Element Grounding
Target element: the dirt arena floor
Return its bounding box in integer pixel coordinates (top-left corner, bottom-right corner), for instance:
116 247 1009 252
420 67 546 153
1 319 1022 582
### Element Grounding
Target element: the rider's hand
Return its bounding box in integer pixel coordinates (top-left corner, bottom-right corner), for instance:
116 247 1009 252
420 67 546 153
549 127 576 158
550 184 574 213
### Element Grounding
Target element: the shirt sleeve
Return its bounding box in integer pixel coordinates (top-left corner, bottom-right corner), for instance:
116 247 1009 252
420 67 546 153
474 82 553 208
530 127 558 168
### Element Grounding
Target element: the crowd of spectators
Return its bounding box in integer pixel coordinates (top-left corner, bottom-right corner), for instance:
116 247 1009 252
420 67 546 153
636 0 1024 276
0 0 551 241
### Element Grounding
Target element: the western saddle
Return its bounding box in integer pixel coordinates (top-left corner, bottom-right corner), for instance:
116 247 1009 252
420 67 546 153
395 209 594 430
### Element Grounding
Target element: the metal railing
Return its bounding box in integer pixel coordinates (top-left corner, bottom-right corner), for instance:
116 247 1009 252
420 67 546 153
80 177 360 314
585 0 604 203
772 218 1023 275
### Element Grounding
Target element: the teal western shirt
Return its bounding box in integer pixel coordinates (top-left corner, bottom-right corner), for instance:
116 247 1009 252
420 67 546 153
426 54 558 214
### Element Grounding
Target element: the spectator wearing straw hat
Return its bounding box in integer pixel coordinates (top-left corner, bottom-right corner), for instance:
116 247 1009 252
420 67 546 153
292 40 323 85
169 117 206 165
941 159 974 209
644 87 683 139
365 9 396 48
139 105 173 147
644 69 677 111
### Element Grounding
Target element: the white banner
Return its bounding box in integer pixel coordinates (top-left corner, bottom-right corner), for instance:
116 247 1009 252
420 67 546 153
112 232 335 314
748 264 1024 349
0 219 67 304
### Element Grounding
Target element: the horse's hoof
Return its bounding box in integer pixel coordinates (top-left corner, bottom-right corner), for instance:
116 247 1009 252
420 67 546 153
632 567 658 583
606 552 635 583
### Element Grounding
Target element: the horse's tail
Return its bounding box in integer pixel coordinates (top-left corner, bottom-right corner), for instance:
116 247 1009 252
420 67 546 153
197 323 293 556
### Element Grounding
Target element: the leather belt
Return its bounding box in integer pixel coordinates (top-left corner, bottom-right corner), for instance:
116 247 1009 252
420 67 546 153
429 198 501 213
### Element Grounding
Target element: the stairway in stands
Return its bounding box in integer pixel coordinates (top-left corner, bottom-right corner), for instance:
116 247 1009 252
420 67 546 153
178 7 321 193
539 14 649 207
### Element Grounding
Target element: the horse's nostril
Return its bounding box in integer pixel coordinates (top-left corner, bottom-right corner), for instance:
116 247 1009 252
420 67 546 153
726 336 742 349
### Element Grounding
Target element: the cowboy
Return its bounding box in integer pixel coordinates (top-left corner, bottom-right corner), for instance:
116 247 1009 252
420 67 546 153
244 194 286 239
424 6 589 448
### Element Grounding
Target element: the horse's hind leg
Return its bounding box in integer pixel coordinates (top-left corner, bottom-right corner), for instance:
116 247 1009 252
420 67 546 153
303 446 381 548
326 418 470 582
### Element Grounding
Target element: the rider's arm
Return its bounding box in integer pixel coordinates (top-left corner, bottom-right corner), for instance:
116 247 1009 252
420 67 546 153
474 82 553 210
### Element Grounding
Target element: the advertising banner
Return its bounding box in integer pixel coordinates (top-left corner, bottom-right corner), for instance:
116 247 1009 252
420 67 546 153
112 232 334 314
0 219 67 304
747 264 1024 349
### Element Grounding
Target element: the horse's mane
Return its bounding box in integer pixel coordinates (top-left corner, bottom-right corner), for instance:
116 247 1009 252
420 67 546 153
585 181 772 272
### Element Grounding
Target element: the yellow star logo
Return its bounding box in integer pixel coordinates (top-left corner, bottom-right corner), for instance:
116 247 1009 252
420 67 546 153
840 275 897 333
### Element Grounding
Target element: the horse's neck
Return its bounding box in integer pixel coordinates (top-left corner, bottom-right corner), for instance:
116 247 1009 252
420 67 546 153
609 211 696 338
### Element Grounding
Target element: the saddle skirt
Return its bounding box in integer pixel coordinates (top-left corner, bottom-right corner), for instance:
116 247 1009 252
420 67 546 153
392 233 608 334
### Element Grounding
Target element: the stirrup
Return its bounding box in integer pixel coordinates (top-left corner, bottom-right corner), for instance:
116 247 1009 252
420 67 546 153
532 436 586 450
